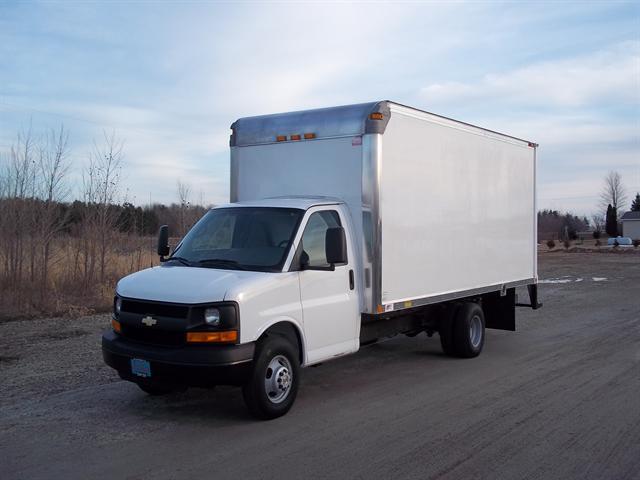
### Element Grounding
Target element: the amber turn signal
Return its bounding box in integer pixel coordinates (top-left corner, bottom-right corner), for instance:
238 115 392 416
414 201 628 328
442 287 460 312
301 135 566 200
111 318 122 333
186 330 238 343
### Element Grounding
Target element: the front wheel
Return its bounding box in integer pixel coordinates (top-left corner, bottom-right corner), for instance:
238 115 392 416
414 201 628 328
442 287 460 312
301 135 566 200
242 336 300 420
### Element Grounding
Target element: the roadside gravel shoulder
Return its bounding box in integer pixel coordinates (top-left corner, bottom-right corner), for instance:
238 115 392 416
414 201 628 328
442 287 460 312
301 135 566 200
0 313 116 408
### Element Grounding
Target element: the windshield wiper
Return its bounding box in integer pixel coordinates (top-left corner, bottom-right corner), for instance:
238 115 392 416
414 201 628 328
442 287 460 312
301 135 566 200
165 256 192 266
196 258 248 270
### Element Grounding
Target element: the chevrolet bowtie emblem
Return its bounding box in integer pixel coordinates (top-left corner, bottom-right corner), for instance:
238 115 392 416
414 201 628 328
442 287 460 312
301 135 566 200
142 316 157 327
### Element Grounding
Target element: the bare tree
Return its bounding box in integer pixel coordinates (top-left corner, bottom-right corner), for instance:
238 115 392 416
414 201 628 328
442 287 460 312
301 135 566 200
176 180 191 236
0 127 37 288
36 125 71 292
39 125 71 202
177 180 191 207
591 213 604 233
81 130 124 284
599 171 627 218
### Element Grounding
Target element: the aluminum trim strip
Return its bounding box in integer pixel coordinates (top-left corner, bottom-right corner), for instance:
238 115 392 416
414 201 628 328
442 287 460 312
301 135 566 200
361 134 383 314
387 278 537 312
230 148 239 202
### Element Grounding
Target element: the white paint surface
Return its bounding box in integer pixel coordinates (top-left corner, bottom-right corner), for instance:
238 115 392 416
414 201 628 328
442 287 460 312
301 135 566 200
380 106 536 304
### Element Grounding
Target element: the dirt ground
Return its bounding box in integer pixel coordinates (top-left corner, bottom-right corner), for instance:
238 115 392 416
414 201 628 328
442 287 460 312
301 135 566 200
1 251 639 479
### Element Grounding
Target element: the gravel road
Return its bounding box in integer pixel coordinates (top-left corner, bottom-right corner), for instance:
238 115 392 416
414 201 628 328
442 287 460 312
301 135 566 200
1 252 639 479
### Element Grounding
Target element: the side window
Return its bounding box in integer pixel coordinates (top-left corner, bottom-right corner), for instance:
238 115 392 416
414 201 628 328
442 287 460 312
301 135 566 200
300 210 342 268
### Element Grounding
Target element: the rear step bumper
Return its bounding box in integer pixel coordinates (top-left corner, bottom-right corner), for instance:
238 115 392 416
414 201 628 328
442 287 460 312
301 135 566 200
102 330 255 387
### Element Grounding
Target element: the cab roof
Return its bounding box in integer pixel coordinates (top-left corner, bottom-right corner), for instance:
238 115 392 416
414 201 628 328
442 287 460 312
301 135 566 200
213 196 343 211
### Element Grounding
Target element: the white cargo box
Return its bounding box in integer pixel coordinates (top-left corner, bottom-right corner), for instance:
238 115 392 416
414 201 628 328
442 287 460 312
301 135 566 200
230 101 537 314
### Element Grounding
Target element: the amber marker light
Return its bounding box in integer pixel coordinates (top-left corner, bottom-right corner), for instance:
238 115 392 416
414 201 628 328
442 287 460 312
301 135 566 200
276 135 287 142
303 133 316 139
111 319 122 333
187 330 238 343
370 112 384 120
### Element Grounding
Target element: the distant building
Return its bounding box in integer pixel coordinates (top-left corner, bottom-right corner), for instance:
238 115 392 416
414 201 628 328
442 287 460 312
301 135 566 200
620 211 640 239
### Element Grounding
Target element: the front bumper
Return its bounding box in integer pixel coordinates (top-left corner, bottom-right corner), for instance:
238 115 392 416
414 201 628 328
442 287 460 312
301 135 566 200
102 330 255 387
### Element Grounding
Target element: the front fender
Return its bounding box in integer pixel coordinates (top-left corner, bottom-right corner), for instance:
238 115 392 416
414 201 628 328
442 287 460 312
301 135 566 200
253 317 308 365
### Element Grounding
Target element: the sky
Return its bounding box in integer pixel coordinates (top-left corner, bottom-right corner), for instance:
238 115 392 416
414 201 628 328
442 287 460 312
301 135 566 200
1 0 639 217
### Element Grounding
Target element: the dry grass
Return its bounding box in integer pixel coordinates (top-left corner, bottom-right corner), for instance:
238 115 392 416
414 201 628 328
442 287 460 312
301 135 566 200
0 235 159 321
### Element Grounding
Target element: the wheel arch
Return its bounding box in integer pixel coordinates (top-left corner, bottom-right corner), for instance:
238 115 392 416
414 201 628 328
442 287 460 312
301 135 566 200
256 320 306 365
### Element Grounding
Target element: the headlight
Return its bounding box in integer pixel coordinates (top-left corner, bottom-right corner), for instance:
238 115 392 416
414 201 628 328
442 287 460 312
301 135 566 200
204 307 221 326
114 297 122 316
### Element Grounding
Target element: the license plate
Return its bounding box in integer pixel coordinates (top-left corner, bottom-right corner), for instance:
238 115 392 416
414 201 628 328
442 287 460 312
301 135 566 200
131 358 151 378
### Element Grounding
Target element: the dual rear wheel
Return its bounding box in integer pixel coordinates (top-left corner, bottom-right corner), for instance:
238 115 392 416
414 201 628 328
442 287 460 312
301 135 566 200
440 302 485 358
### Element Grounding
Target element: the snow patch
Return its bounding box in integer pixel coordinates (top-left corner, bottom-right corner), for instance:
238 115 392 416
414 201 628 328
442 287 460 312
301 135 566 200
539 278 574 284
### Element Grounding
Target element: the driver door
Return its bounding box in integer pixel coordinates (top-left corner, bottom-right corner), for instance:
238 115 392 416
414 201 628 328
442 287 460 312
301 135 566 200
295 208 359 364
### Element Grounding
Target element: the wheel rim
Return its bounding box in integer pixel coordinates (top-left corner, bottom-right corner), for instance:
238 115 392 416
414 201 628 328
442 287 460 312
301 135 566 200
469 314 483 348
264 355 293 404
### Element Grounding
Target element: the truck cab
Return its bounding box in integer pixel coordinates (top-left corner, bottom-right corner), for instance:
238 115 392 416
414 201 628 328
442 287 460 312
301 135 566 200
103 197 363 418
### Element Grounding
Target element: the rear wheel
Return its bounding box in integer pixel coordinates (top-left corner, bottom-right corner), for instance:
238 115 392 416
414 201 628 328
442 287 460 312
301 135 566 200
439 302 485 358
242 336 300 420
453 302 485 357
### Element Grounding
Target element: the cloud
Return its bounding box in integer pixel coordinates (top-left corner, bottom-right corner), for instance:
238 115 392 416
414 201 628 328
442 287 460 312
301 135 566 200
420 41 640 108
477 114 639 149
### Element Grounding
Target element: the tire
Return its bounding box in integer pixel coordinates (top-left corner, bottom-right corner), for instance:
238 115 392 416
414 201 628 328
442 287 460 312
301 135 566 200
136 382 177 396
452 302 485 358
242 335 300 420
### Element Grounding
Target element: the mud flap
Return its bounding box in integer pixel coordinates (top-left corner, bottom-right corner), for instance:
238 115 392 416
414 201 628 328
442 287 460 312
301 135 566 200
483 288 516 331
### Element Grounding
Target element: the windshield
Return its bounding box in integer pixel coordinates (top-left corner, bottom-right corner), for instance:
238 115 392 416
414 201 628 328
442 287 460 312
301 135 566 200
170 207 303 272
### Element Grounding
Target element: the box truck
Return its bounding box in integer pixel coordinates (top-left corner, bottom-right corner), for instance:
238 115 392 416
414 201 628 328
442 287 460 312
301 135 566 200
102 101 541 419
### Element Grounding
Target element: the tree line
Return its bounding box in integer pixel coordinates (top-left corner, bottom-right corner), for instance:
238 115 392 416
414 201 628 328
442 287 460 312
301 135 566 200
0 125 206 319
537 210 589 241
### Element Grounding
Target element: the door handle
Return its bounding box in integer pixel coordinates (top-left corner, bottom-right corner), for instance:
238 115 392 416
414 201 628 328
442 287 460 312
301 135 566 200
349 269 355 290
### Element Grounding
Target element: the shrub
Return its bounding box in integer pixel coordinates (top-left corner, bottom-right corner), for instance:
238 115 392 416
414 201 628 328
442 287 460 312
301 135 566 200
592 230 601 240
546 239 556 249
563 239 571 249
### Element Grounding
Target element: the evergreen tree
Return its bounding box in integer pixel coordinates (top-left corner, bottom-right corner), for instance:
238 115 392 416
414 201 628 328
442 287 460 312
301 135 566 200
631 193 640 212
605 204 618 236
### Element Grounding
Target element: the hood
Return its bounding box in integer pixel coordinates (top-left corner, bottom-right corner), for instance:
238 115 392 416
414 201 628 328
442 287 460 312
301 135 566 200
116 265 267 304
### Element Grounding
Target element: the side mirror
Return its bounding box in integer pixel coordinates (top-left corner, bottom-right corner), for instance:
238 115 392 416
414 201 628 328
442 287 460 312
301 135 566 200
157 225 170 259
326 227 347 265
